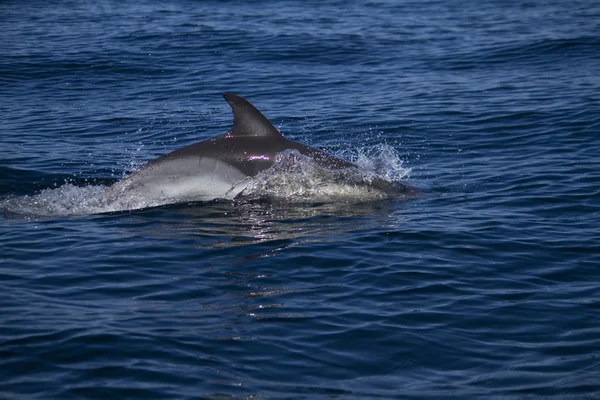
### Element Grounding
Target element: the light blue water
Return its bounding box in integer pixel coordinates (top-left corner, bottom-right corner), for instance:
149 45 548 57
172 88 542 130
1 1 600 398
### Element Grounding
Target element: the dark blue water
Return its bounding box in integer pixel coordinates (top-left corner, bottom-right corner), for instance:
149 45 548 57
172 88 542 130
2 1 600 398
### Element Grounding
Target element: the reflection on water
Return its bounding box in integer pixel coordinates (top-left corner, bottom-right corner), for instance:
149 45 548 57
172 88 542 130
118 200 409 342
134 199 403 251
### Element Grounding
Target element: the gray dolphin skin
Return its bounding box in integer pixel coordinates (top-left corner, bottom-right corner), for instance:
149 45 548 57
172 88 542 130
109 93 417 202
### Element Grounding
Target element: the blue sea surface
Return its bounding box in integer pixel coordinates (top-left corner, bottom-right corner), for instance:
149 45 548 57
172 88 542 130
1 1 600 398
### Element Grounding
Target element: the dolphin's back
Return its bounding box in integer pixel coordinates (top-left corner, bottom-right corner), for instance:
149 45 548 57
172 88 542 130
109 93 418 203
142 92 355 176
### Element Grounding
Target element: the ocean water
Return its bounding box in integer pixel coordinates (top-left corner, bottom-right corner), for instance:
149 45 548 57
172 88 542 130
1 0 600 398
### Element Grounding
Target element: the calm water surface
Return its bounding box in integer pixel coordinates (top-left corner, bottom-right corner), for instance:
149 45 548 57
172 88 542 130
1 1 600 398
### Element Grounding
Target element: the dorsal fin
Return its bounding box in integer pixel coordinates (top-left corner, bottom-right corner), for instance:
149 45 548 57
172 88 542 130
222 93 282 138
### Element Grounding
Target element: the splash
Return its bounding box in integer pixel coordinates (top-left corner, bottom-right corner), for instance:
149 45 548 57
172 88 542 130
233 145 412 203
0 183 178 218
354 143 412 183
1 145 412 218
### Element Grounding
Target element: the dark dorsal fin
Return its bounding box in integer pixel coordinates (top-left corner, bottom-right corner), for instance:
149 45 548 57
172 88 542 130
222 93 282 138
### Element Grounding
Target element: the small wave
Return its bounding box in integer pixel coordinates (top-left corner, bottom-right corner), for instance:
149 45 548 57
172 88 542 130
433 36 600 71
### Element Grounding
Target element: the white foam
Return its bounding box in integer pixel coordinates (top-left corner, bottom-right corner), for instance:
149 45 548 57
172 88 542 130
0 183 175 217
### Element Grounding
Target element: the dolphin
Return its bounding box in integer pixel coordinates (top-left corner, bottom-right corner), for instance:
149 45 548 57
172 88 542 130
108 93 417 203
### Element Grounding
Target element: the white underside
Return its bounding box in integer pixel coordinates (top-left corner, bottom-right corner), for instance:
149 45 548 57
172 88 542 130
109 157 248 202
